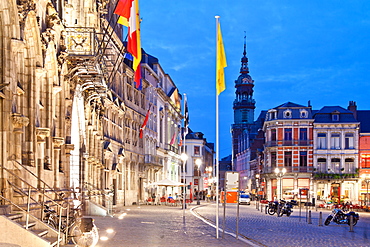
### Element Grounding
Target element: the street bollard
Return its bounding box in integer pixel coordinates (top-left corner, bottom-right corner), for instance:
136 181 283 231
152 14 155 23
256 201 259 210
318 212 323 226
308 210 312 224
277 205 281 217
260 203 263 212
265 205 268 214
349 215 354 232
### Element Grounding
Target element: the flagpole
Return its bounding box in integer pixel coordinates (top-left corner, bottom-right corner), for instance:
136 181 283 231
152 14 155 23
95 0 121 65
182 93 187 219
215 15 220 239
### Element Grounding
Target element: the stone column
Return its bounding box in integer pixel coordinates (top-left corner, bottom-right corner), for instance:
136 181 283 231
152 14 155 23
64 144 75 190
36 128 50 188
53 137 64 188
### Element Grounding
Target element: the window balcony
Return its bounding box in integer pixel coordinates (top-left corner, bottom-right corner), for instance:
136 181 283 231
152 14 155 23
313 172 358 179
265 141 277 147
263 166 314 174
144 154 163 167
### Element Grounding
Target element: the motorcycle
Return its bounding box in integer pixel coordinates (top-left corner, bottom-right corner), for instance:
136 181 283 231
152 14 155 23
267 201 279 215
277 199 296 217
324 208 359 226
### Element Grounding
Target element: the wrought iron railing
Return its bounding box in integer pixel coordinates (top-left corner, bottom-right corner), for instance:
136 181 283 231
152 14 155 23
2 160 71 245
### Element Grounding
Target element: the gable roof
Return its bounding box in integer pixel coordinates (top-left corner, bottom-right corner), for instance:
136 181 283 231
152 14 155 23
275 102 306 108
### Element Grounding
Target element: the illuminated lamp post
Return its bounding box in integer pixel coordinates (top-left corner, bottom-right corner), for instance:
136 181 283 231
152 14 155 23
274 167 287 200
255 174 260 200
195 158 202 205
362 174 370 208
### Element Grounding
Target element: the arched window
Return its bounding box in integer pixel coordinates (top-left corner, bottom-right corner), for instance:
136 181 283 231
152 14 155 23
344 158 354 173
317 158 326 173
331 158 341 173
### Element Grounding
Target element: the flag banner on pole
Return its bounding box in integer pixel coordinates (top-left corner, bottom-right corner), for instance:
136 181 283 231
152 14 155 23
139 109 150 138
114 0 132 26
170 132 176 145
184 99 189 135
114 0 142 90
216 21 227 95
128 0 142 89
177 131 183 146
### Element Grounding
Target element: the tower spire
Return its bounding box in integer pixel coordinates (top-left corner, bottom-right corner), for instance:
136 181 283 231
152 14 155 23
240 32 249 74
231 34 256 159
243 31 247 57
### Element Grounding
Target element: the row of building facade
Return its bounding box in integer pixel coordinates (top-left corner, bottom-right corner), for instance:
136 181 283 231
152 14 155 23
231 42 370 205
0 0 216 219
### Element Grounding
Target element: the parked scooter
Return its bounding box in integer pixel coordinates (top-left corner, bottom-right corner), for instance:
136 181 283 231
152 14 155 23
324 208 359 226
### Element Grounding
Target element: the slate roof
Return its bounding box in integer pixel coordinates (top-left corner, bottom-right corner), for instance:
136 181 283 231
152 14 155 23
357 110 370 133
313 106 358 123
275 102 306 108
272 102 313 119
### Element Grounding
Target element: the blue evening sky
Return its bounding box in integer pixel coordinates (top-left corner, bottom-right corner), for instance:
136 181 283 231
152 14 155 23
139 1 370 158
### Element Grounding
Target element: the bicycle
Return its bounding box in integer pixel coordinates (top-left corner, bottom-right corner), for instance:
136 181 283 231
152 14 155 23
43 203 99 246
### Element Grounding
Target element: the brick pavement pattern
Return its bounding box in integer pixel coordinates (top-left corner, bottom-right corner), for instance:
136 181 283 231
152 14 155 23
194 202 370 247
93 205 251 247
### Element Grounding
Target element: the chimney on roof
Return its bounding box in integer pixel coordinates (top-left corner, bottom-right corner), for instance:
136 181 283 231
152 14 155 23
347 101 357 119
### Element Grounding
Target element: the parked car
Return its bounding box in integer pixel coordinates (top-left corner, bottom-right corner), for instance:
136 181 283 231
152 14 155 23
239 193 251 205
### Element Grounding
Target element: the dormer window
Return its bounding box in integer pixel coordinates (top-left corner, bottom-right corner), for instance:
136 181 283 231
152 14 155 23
283 109 292 119
300 109 308 118
267 109 277 120
332 114 339 121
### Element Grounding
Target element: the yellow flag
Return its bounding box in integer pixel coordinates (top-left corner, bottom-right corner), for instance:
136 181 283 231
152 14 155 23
216 21 227 95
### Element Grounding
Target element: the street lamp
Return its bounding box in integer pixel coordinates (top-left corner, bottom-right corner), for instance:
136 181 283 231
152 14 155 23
255 174 260 200
274 167 286 200
195 158 202 205
361 174 370 207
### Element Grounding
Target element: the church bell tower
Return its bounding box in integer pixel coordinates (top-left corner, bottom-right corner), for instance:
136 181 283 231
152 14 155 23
231 37 256 159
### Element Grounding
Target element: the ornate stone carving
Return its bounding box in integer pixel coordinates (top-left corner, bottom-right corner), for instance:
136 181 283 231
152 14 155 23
53 137 64 147
11 113 29 132
36 127 50 142
65 144 75 155
17 0 36 30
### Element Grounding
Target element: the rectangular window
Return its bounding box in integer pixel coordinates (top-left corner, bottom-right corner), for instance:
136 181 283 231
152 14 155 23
284 128 292 140
363 157 370 168
159 118 163 143
271 152 277 167
331 158 340 173
271 129 277 141
194 146 200 155
317 158 327 173
331 133 341 149
284 151 292 167
318 133 327 149
300 151 307 167
284 128 293 146
344 133 354 149
300 128 308 140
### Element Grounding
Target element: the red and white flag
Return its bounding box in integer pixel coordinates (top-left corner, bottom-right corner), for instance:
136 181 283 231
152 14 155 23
139 109 150 138
114 0 142 89
170 132 176 145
